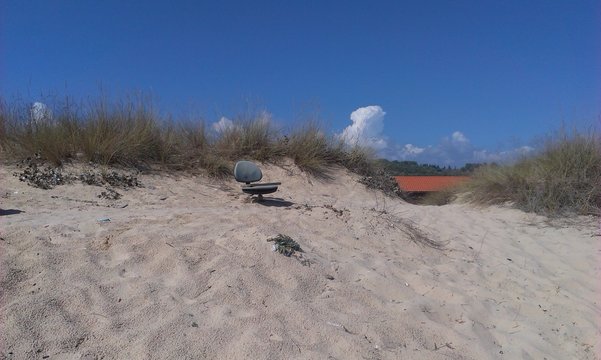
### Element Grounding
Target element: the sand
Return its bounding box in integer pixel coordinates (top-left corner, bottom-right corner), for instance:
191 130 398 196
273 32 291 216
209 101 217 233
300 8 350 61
1 162 599 359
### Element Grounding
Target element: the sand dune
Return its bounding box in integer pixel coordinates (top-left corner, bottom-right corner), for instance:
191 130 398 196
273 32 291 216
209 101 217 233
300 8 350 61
1 163 599 359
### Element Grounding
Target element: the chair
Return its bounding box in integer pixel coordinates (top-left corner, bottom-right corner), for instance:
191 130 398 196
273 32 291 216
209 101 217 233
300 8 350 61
234 161 281 200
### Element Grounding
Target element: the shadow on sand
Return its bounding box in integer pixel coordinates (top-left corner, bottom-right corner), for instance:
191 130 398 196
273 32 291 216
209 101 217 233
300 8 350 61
0 209 24 216
255 198 294 208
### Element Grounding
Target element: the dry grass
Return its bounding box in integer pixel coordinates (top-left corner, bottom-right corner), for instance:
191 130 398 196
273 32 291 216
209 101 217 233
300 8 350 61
461 128 601 216
419 189 457 206
284 121 347 177
339 145 376 176
0 96 376 180
0 98 79 164
214 113 282 162
79 98 166 166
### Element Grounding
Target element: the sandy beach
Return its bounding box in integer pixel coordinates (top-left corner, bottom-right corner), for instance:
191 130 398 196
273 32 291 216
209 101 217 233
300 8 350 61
1 162 599 359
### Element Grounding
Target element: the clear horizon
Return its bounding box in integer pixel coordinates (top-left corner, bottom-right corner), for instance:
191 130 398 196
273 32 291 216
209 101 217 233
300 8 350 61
2 1 599 166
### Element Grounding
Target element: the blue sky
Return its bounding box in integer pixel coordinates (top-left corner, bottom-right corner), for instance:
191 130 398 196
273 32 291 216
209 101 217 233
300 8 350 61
2 1 599 165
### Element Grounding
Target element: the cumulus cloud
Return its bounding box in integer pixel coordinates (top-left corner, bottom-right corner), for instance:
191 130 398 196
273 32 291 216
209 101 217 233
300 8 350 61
211 117 235 133
339 106 388 150
336 105 533 166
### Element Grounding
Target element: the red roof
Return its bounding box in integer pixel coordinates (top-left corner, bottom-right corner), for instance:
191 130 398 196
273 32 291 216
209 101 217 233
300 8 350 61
394 176 470 192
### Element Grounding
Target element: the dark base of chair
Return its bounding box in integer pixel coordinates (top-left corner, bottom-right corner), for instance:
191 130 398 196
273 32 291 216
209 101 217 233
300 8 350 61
241 185 278 196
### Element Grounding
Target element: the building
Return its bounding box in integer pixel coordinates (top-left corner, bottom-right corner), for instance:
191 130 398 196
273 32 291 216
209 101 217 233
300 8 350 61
394 176 470 194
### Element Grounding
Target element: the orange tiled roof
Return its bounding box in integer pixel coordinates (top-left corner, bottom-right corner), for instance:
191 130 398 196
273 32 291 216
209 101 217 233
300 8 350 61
394 176 470 192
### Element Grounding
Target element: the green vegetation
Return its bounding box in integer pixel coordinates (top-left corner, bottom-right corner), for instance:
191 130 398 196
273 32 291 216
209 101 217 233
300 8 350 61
377 159 484 175
267 234 303 257
461 128 601 216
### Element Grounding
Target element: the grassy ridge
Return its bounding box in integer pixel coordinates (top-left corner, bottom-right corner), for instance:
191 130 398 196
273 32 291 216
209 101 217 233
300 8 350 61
461 128 601 216
2 96 598 216
0 97 374 178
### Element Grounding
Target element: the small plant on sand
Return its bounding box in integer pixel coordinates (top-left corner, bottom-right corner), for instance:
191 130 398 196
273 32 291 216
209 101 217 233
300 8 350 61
267 234 303 257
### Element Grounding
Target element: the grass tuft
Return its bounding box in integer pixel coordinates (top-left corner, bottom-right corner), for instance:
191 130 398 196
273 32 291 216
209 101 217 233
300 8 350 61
462 128 601 216
79 98 164 166
0 98 80 165
419 189 457 206
214 114 281 162
285 122 341 177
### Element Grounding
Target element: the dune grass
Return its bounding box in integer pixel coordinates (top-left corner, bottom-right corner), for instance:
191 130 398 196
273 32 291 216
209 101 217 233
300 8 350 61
3 97 598 216
1 98 80 164
283 121 350 176
214 115 282 162
461 128 601 216
418 188 457 206
78 98 167 166
0 96 376 180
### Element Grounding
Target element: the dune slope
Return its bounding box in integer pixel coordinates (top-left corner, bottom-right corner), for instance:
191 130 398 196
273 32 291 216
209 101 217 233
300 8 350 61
1 163 599 359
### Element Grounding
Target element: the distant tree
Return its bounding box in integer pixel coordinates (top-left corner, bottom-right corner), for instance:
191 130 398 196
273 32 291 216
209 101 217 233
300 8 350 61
378 159 486 175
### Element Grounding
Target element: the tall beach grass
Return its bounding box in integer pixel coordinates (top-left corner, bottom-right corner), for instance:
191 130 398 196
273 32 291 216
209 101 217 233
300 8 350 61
0 96 376 179
461 128 601 216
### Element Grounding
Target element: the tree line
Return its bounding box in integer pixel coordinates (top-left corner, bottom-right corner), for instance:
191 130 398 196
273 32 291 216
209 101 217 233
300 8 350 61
377 159 491 176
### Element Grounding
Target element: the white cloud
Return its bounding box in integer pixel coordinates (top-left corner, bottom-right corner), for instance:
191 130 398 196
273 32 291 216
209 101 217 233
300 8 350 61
386 130 535 166
30 102 53 125
211 117 235 133
516 145 535 154
473 145 535 163
451 131 468 143
403 144 425 155
339 105 387 150
386 143 429 161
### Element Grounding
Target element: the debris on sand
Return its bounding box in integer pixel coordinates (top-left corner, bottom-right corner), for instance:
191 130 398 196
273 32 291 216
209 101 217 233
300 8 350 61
98 187 122 200
79 171 141 188
358 169 403 198
78 171 105 186
101 171 141 188
14 159 142 191
14 163 74 189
